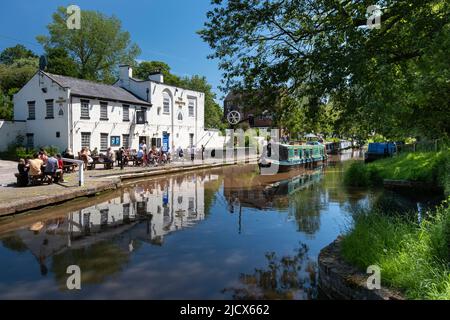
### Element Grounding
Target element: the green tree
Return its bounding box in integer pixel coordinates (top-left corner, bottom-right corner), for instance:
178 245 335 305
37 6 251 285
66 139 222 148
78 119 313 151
134 60 182 86
180 75 226 130
0 58 37 91
37 6 141 83
0 90 13 120
45 47 78 77
200 0 450 139
0 45 38 120
0 44 37 65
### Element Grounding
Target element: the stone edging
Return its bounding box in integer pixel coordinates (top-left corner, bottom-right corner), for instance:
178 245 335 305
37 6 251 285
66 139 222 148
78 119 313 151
0 160 256 217
318 237 405 300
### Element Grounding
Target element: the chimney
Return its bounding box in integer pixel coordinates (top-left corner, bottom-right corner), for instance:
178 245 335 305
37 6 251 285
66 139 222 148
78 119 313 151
148 70 164 83
119 65 133 82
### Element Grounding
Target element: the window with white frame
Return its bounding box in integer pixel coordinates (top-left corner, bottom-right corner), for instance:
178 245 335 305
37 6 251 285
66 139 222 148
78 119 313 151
100 133 108 151
27 101 35 120
163 92 171 114
81 132 91 149
46 99 54 118
188 98 196 117
100 102 108 120
123 105 130 121
81 100 90 119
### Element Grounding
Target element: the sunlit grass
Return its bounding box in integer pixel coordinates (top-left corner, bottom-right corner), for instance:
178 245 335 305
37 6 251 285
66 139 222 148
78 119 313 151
341 200 450 300
344 150 450 196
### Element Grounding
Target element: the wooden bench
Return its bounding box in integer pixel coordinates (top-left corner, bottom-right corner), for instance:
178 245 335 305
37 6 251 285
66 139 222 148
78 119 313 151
63 163 78 173
91 159 114 170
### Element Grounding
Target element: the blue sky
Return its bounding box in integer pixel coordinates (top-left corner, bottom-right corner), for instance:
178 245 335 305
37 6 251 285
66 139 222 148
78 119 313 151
0 0 225 102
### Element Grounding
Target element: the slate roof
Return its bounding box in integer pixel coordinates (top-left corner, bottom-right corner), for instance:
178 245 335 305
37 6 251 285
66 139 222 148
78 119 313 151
43 72 151 106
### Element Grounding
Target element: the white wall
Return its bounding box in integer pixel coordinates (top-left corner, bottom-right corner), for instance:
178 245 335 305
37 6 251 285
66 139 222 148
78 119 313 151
116 67 206 152
71 97 148 153
148 81 205 150
0 120 26 152
13 72 70 151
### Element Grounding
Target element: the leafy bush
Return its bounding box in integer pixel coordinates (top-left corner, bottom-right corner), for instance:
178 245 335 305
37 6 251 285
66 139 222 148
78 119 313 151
0 134 60 160
343 162 369 187
341 200 450 299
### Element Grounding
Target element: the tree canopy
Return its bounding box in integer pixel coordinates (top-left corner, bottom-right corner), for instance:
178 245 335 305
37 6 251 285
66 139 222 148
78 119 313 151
0 44 37 65
200 0 450 139
37 6 141 83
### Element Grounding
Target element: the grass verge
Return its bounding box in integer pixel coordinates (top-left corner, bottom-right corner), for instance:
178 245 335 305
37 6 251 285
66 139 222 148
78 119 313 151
344 150 450 195
341 200 450 299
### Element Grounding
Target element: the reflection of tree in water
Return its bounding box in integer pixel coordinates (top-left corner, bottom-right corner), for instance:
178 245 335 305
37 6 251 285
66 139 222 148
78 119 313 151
289 185 322 235
1 234 28 252
51 241 129 289
223 243 317 300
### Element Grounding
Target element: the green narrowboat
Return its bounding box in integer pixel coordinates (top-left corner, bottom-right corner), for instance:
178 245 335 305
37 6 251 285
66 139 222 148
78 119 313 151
259 143 327 173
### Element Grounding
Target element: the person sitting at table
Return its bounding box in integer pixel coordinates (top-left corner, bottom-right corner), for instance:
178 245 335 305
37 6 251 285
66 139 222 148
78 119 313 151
38 149 48 164
28 153 44 182
44 155 59 184
80 147 94 168
16 158 29 187
56 154 65 182
91 147 99 157
136 148 144 165
63 148 74 159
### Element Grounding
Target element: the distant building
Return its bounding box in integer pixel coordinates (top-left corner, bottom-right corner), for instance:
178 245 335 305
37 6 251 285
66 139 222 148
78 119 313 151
223 92 273 128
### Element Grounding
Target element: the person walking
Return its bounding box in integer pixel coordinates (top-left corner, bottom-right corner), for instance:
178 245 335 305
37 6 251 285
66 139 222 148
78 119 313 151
190 145 195 162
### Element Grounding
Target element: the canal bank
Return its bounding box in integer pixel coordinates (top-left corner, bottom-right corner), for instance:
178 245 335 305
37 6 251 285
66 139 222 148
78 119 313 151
318 237 404 300
0 158 257 217
323 150 450 300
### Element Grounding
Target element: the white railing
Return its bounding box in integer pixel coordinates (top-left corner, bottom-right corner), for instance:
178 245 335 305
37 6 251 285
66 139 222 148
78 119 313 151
62 158 85 186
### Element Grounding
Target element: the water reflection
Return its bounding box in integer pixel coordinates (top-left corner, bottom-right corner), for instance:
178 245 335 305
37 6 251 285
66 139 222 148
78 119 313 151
0 151 427 299
222 243 317 300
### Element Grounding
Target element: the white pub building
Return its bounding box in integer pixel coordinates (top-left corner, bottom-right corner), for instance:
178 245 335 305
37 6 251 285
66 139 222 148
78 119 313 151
10 65 205 154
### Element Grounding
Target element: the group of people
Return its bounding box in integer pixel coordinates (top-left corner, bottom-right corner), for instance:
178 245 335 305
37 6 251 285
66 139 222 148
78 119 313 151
16 148 65 187
15 142 208 187
75 147 116 170
135 142 171 167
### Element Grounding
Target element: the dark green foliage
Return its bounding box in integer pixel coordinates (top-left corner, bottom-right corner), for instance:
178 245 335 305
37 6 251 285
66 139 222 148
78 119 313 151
200 0 450 139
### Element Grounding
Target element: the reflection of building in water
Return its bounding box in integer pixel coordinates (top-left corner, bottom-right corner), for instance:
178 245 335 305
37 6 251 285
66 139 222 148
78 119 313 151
69 173 218 244
5 173 218 275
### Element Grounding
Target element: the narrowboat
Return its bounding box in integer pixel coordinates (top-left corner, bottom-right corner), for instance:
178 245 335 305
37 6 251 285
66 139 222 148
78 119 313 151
258 143 327 173
364 142 396 163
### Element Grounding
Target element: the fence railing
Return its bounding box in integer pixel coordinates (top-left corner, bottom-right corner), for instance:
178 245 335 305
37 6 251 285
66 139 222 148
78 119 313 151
62 158 84 186
397 139 447 154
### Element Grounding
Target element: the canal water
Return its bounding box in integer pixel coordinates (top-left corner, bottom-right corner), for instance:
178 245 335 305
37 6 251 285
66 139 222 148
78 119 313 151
0 151 436 299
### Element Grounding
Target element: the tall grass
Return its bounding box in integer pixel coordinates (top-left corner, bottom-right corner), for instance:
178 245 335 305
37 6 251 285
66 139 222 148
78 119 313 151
341 200 450 299
344 150 450 196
